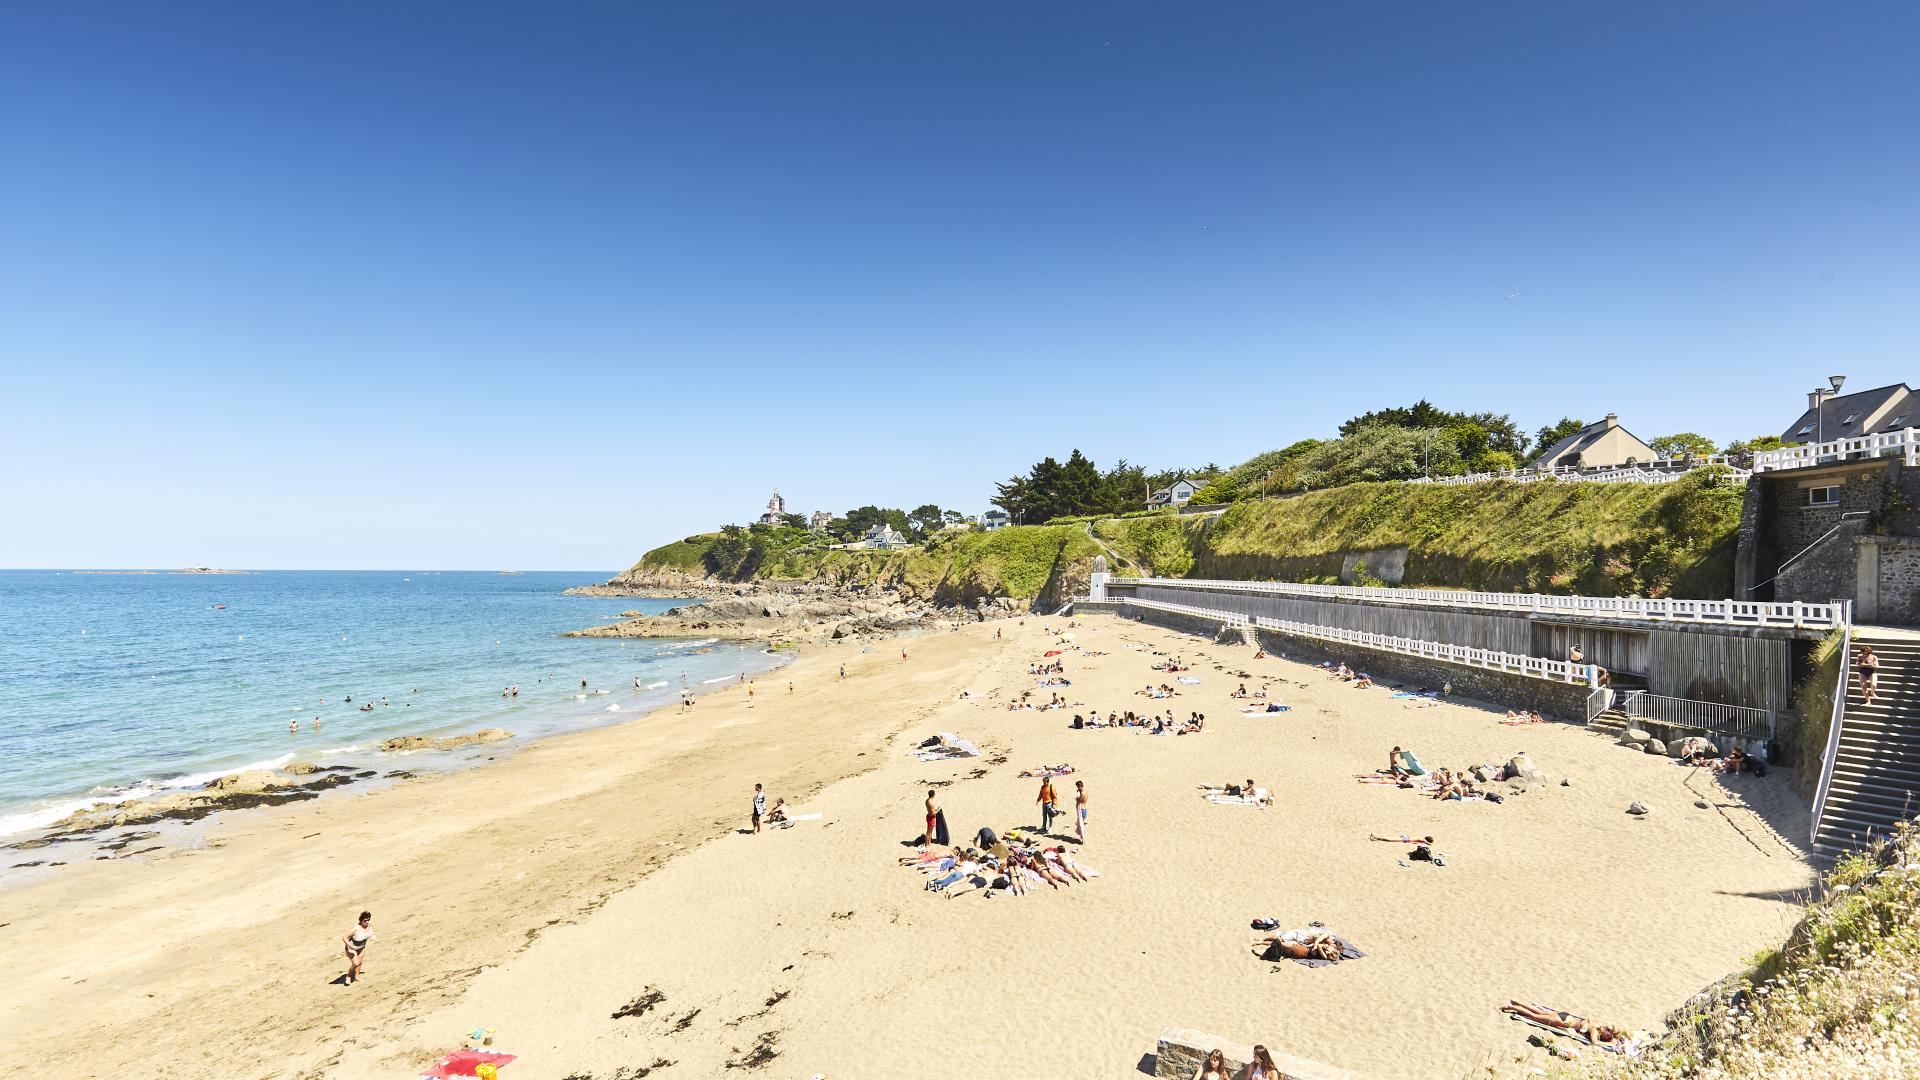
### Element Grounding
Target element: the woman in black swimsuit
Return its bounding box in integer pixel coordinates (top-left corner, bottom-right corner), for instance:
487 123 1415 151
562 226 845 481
342 911 373 984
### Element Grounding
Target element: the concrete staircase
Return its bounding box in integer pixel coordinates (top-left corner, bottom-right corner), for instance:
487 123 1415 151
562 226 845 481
1816 631 1920 854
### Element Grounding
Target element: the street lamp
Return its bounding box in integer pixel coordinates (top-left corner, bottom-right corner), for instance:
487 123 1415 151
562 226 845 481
1812 374 1847 458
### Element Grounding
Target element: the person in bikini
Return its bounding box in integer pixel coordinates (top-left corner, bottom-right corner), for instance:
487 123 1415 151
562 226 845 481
1501 1001 1629 1047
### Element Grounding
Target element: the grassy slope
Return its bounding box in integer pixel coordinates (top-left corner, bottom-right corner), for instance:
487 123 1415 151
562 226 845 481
1093 471 1746 597
624 524 1102 605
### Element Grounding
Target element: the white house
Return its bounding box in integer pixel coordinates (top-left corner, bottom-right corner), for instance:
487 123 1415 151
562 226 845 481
1147 477 1205 507
1527 414 1660 472
981 509 1010 531
861 524 911 549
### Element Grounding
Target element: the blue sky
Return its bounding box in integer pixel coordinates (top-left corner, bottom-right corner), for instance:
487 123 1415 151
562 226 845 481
2 3 1915 569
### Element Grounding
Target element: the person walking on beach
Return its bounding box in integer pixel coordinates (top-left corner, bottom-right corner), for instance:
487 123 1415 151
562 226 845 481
1037 775 1059 834
1858 645 1881 704
342 911 373 985
747 680 755 704
838 664 846 680
923 789 939 846
752 783 765 834
1074 780 1088 842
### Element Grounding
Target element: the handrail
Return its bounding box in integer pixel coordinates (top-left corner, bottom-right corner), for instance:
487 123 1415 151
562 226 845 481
1810 605 1855 846
1105 576 1846 630
1116 597 1596 685
1754 427 1920 473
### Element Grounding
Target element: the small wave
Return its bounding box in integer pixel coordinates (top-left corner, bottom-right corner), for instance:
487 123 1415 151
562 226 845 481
645 680 669 689
606 703 621 711
0 752 297 838
701 676 734 684
320 744 364 756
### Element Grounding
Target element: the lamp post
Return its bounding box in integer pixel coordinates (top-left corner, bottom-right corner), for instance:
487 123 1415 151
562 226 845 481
1813 374 1847 459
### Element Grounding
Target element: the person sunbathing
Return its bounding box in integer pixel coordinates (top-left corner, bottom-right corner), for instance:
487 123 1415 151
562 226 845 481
1369 832 1435 844
1353 673 1374 688
1501 1001 1629 1047
1253 648 1268 659
765 798 789 825
1232 683 1249 698
1251 928 1342 963
1043 846 1088 882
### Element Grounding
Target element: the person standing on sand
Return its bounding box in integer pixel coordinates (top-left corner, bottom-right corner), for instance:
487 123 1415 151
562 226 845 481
923 789 939 846
901 647 908 661
1074 780 1088 842
752 783 765 834
342 911 373 984
839 664 846 680
1037 775 1058 833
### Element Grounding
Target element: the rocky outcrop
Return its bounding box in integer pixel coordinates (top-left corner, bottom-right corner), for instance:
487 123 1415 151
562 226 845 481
380 728 513 753
566 584 1012 645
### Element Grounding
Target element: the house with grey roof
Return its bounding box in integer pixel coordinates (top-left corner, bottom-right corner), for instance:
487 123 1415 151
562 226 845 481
1528 413 1660 472
1779 383 1917 445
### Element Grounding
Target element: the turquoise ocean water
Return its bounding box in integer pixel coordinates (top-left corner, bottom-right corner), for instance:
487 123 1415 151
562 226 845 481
0 570 784 837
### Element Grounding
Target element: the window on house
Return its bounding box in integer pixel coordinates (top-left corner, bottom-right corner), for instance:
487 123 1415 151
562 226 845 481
1842 413 1859 424
1808 486 1840 507
1796 424 1815 436
1891 415 1909 428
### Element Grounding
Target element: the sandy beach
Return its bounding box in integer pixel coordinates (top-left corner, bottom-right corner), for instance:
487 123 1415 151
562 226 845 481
1 614 1815 1079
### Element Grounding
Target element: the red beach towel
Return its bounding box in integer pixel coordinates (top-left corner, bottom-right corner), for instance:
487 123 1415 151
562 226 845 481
421 1049 516 1077
1043 650 1062 656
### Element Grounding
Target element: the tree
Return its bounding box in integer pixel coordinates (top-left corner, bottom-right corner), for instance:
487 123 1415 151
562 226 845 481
907 504 945 539
1339 402 1529 460
1723 434 1786 454
1190 476 1239 504
778 513 808 529
838 505 910 539
1649 432 1717 460
992 474 1032 524
941 509 964 527
1478 449 1520 473
1528 417 1588 462
704 524 751 578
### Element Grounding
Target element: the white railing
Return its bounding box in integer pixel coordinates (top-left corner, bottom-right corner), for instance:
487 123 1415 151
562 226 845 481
1585 685 1614 723
1754 427 1920 473
1408 456 1744 487
1116 597 1596 684
1811 615 1855 847
1623 691 1775 742
1105 576 1847 630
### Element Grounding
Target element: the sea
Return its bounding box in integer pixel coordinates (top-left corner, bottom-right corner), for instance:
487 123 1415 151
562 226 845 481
0 569 787 841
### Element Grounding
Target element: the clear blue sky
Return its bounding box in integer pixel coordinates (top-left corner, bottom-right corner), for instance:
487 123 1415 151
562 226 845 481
3 3 1915 570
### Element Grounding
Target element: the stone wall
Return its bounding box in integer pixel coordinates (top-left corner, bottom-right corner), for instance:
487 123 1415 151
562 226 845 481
1738 458 1920 623
1154 1027 1362 1080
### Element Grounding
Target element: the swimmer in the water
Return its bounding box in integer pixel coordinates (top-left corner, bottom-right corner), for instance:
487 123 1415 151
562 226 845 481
290 718 299 733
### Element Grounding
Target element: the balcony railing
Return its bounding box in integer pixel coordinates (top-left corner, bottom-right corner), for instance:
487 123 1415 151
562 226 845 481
1104 577 1847 630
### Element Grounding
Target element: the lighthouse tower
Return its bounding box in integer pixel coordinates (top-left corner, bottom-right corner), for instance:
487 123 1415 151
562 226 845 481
759 489 787 524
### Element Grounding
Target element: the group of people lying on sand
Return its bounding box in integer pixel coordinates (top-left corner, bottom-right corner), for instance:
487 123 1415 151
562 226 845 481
1501 709 1547 725
899 832 1098 898
1028 659 1066 676
1071 709 1205 734
1138 683 1182 698
1150 657 1190 672
1362 746 1507 802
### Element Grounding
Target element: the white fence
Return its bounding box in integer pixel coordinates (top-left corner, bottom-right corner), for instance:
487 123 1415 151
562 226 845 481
1752 427 1920 473
1621 690 1776 742
1409 456 1744 487
1106 576 1849 631
1115 597 1598 684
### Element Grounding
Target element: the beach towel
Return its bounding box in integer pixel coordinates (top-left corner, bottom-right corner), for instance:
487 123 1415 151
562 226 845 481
1398 751 1426 776
421 1050 516 1078
1043 650 1062 657
1238 704 1291 714
1287 935 1365 969
1177 676 1202 684
933 809 950 846
773 813 822 828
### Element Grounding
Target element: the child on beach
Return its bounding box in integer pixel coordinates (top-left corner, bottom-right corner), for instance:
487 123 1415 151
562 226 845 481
342 911 373 984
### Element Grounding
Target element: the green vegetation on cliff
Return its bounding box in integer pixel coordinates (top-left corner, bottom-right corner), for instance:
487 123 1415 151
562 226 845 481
625 523 1101 606
1093 470 1745 597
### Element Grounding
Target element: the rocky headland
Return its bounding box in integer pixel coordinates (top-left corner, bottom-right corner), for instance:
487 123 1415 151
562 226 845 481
565 582 1024 645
